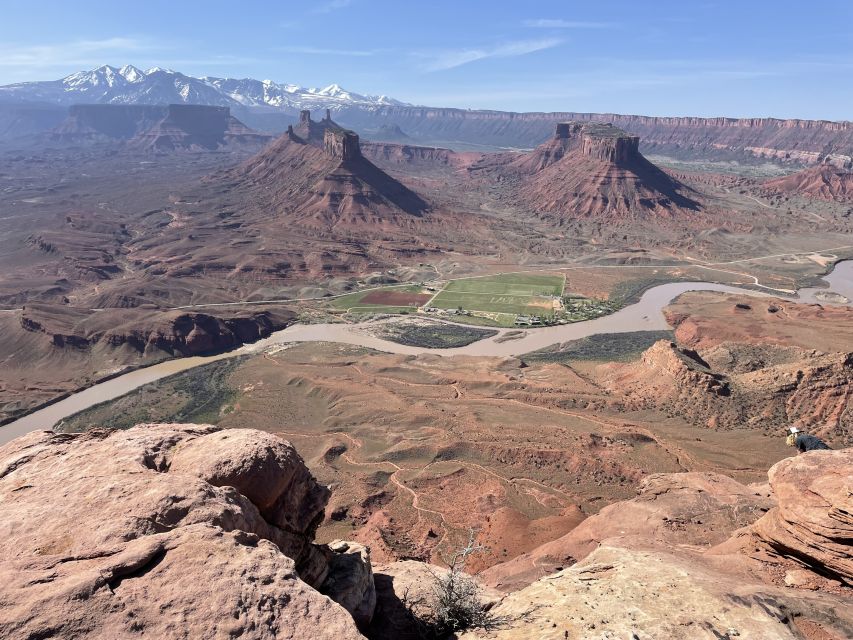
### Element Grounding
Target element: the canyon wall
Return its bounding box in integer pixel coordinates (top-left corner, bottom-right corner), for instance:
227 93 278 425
578 123 640 162
0 102 66 140
337 106 853 165
53 104 171 140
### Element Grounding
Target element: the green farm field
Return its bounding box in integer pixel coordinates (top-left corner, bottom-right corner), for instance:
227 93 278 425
430 272 565 315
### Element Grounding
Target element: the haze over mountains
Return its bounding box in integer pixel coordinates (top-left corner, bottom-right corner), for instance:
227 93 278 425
3 65 853 168
0 64 406 110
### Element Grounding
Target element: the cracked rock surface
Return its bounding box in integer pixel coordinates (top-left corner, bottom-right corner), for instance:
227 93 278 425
0 423 370 639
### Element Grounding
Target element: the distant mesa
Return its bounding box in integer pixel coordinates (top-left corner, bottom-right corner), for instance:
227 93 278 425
232 110 430 231
51 104 162 142
476 121 702 221
367 123 412 142
50 103 271 151
6 65 853 166
761 161 853 202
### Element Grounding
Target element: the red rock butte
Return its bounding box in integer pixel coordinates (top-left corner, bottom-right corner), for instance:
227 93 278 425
228 110 431 231
475 120 703 220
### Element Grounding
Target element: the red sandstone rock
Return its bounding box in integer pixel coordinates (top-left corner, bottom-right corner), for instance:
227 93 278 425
52 104 270 151
762 163 853 201
368 560 502 640
19 302 295 356
598 340 853 437
461 544 852 640
0 424 373 638
466 458 853 639
471 122 703 220
323 540 377 629
356 106 853 165
231 111 430 231
748 449 853 586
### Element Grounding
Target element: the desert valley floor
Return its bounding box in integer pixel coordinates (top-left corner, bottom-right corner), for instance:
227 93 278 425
0 102 851 639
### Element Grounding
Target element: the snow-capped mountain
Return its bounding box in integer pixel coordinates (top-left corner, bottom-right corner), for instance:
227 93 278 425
0 65 408 111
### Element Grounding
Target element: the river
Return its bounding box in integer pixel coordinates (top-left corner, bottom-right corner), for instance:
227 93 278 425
1 261 851 445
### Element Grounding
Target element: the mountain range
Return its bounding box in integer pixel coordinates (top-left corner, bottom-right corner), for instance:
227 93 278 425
0 64 407 111
2 65 853 167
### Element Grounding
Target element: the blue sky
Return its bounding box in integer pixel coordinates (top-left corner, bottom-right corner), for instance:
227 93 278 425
1 0 852 119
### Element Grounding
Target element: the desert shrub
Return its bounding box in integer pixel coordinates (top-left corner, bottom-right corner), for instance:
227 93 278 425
402 531 513 639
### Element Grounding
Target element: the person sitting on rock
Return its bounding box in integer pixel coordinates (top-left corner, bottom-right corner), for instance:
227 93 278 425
785 426 831 453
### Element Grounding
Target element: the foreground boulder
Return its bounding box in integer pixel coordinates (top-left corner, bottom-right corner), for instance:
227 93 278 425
368 560 502 640
0 424 374 639
461 544 852 640
747 449 853 586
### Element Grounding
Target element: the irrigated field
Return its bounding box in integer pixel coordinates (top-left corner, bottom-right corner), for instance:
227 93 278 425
327 284 433 313
430 273 565 318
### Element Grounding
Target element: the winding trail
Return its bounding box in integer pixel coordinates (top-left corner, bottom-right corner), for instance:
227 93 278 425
277 428 450 544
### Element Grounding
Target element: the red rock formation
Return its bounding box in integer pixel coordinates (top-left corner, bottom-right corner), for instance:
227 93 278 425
761 163 853 201
52 104 167 141
19 303 295 356
369 560 502 640
474 122 702 220
480 471 773 591
52 104 271 150
132 105 271 151
747 449 853 586
599 340 853 437
467 453 853 639
339 105 853 166
361 141 477 168
324 129 361 162
368 123 412 142
0 423 374 637
292 108 346 144
231 111 430 231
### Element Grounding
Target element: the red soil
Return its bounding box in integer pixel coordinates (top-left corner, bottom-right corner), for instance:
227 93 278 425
360 291 432 306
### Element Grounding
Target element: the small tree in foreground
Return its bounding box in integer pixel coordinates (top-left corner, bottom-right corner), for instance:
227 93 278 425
403 530 519 639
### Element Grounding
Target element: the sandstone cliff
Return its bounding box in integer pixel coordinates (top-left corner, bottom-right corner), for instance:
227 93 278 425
231 111 431 231
19 303 295 356
761 163 853 201
1 421 850 639
471 122 703 221
0 423 375 638
338 105 853 166
361 141 469 167
599 340 852 438
746 449 853 586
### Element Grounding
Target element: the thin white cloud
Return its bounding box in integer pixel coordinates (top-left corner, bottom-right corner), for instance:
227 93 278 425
313 0 352 14
275 45 374 57
523 19 615 29
419 38 563 72
0 37 157 68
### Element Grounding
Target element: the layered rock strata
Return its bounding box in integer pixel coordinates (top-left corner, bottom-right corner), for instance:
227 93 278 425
748 449 853 586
